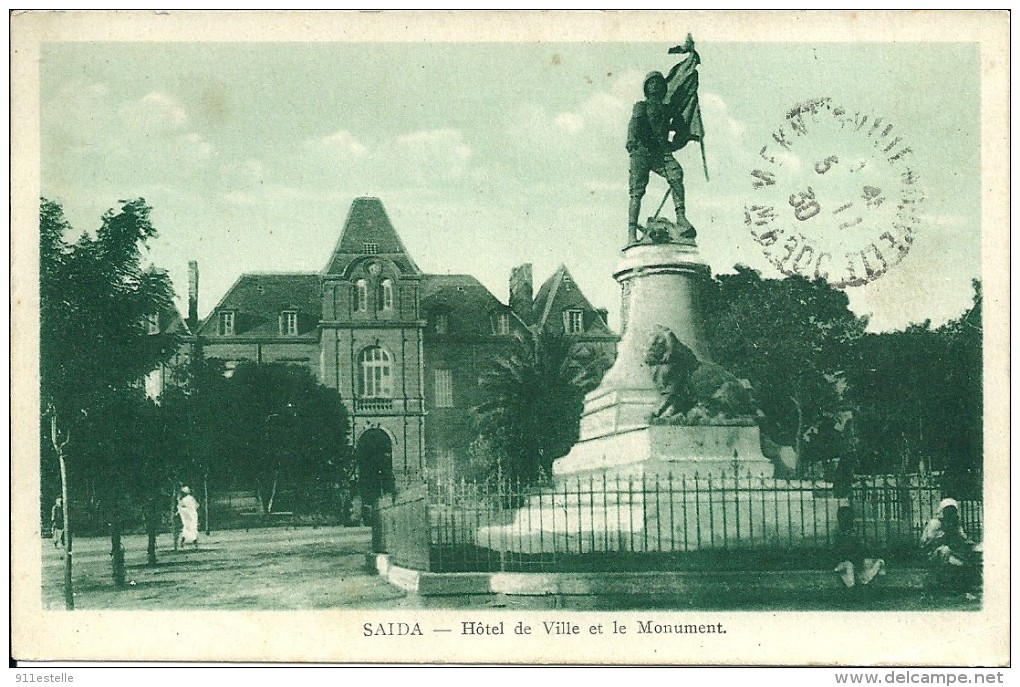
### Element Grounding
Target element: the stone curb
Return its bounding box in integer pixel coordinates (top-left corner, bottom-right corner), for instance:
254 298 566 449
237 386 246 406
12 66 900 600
370 554 927 597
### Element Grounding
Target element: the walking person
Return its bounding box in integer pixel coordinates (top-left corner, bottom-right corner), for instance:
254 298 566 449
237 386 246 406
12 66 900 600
177 486 200 549
50 497 64 548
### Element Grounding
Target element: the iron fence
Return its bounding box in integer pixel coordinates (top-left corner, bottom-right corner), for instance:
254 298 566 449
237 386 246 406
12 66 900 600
376 472 982 573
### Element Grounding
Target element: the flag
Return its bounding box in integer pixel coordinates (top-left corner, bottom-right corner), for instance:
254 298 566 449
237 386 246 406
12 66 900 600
664 52 704 149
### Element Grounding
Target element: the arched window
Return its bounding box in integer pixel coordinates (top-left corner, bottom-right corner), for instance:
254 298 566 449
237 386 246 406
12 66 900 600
355 279 368 312
377 279 394 311
358 346 393 398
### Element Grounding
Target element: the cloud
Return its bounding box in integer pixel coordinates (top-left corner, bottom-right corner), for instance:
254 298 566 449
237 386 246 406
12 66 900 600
555 113 584 134
276 127 481 200
395 128 472 181
316 130 368 159
398 129 470 159
118 91 189 132
701 91 746 140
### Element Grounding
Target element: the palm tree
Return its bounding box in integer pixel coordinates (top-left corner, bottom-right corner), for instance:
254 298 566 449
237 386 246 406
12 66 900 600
473 330 609 486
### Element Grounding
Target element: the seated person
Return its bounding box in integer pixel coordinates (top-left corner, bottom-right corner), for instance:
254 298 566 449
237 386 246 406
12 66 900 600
834 505 885 589
921 498 975 571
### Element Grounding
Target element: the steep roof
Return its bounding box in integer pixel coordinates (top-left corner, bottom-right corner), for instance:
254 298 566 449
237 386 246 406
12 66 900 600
323 197 422 277
196 273 321 338
533 264 615 337
422 274 520 337
159 305 191 336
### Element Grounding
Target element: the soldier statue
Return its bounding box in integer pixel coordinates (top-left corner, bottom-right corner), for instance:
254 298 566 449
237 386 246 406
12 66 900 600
627 35 706 245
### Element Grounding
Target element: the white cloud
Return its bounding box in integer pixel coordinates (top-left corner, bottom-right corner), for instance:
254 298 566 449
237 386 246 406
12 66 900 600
118 91 189 131
223 190 259 206
143 92 187 125
555 113 584 134
181 132 213 160
398 129 471 159
396 128 472 180
701 91 746 139
317 130 368 159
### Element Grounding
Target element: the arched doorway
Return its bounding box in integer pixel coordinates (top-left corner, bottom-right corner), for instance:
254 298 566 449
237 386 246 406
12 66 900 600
356 428 395 509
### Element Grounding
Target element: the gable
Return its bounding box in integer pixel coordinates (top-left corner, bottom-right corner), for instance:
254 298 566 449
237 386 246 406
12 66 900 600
323 197 422 278
534 265 615 337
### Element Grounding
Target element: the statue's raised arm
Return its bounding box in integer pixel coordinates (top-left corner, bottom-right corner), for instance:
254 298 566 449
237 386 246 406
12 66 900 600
664 34 705 154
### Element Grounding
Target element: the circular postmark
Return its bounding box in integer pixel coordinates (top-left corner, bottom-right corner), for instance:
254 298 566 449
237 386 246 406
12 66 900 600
744 98 925 287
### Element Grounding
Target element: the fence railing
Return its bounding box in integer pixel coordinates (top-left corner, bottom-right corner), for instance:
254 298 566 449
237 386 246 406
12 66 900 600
376 472 982 573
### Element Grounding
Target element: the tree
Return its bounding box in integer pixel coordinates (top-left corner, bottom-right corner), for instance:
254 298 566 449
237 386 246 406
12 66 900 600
473 331 609 486
163 361 355 517
40 198 179 605
846 281 982 491
704 267 867 473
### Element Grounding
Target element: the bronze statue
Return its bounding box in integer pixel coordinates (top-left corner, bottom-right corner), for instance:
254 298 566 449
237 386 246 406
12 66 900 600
627 35 706 245
643 325 759 425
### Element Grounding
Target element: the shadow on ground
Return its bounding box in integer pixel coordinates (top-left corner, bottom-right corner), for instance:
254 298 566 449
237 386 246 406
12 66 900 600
42 526 979 611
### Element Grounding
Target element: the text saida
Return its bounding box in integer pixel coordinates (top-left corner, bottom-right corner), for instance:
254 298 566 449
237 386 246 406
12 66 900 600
363 622 424 637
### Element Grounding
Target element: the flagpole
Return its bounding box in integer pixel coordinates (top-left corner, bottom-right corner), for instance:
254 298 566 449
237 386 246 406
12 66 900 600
700 139 710 182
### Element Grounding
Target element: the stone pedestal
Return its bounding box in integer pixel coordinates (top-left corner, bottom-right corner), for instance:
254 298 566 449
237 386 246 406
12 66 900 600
552 423 774 479
476 239 783 554
553 240 774 479
573 241 712 441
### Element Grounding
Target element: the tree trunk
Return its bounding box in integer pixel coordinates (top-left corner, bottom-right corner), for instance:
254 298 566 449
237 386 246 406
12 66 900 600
52 414 74 610
267 471 280 514
203 472 210 535
110 517 126 588
145 496 158 566
59 455 74 608
790 392 804 477
171 487 180 551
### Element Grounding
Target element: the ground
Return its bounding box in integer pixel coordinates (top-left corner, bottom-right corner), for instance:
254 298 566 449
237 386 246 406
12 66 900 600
42 526 409 610
42 526 979 611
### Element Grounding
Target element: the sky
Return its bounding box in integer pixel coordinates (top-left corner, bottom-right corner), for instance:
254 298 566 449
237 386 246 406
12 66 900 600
40 41 981 332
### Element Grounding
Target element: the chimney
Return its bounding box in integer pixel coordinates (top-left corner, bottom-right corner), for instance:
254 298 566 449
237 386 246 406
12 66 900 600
509 263 534 325
188 261 199 331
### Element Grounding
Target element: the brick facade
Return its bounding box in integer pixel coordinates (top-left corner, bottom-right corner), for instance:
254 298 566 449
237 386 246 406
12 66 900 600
191 197 617 493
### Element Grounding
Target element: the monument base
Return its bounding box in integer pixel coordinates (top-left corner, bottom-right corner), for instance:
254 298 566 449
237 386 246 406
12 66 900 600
552 423 775 479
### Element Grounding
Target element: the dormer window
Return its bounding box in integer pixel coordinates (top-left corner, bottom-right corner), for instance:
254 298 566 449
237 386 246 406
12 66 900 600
281 310 298 336
377 279 394 311
434 313 449 335
491 312 510 335
565 309 584 334
363 242 380 254
146 313 160 335
562 273 573 291
355 279 368 312
219 311 235 336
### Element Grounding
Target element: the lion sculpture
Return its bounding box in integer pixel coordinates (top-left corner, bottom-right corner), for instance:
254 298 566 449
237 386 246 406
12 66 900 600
643 325 760 424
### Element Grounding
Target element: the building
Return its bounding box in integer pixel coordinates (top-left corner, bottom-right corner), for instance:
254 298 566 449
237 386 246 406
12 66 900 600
191 197 617 494
143 304 193 401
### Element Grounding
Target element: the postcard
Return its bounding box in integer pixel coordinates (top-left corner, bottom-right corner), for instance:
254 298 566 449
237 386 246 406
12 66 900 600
10 10 1009 666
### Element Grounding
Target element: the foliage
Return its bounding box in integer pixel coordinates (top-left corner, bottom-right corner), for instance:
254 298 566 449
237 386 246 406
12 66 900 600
846 281 982 494
473 331 609 486
39 197 179 593
704 268 982 487
40 199 178 417
704 267 867 470
161 361 355 515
